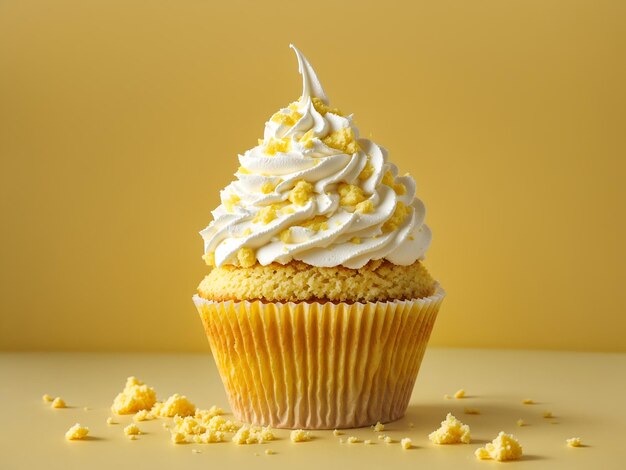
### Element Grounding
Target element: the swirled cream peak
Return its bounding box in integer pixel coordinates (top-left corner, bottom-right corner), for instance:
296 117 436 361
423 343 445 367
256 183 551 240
200 45 431 269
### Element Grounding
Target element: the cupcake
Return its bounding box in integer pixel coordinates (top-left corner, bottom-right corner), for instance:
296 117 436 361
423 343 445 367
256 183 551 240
194 45 444 429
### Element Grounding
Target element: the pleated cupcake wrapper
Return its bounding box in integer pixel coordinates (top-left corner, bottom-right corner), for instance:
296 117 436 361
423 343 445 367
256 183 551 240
193 286 444 430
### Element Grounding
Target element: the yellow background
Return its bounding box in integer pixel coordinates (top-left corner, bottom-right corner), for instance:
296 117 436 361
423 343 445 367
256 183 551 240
1 0 624 352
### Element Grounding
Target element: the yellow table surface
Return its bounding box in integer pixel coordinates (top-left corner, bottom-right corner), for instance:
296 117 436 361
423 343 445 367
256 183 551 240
2 348 623 469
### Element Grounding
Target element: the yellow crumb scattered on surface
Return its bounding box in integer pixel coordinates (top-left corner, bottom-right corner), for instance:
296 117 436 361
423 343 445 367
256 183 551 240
111 377 156 415
454 389 466 399
42 394 53 403
373 421 385 432
333 429 344 436
51 397 66 408
522 399 534 405
191 449 201 454
543 411 554 419
288 180 313 206
106 417 117 425
401 438 413 449
475 432 523 461
566 437 582 447
384 436 394 444
409 422 415 428
364 439 372 445
428 413 471 444
516 419 525 427
155 393 196 418
265 449 276 455
233 425 275 445
83 407 91 411
133 409 152 422
290 429 312 443
464 407 480 415
171 432 186 444
65 423 89 441
124 423 141 436
347 436 359 444
444 394 451 399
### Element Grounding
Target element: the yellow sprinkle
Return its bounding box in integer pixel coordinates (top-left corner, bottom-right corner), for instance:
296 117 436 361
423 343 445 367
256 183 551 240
42 394 53 403
384 436 393 444
516 419 525 427
106 417 117 425
382 201 409 233
265 449 276 455
51 397 66 409
288 180 314 206
237 166 250 174
124 424 141 436
347 436 359 444
372 422 385 432
65 423 89 440
237 248 256 268
454 389 465 399
522 399 534 405
401 438 412 449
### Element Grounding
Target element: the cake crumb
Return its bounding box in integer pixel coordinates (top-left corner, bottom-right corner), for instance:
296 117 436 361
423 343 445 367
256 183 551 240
192 449 201 454
364 439 372 445
401 438 412 449
516 419 525 427
290 429 312 443
378 434 385 440
124 423 141 436
347 436 359 444
171 432 186 444
233 425 274 445
51 397 66 409
543 411 554 419
566 437 582 447
106 417 117 425
428 413 471 444
333 429 344 436
111 377 157 415
373 421 385 432
65 423 89 440
522 399 534 405
475 432 523 461
265 449 276 455
464 407 480 415
156 394 196 418
384 436 394 444
42 394 54 403
454 389 465 399
133 409 152 422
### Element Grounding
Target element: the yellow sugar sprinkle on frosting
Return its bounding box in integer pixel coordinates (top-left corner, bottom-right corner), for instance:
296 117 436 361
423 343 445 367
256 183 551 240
264 137 290 155
224 194 240 212
271 109 302 126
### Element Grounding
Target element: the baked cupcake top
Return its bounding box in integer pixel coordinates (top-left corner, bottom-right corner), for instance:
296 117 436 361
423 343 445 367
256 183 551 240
200 45 431 270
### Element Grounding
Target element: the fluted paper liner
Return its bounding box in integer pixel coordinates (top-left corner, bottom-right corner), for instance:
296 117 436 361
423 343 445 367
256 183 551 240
193 286 444 429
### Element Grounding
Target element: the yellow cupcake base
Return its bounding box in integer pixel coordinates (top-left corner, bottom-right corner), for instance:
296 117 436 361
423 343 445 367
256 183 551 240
193 287 444 429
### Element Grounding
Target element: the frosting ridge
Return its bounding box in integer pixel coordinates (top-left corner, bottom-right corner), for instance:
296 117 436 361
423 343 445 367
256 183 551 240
200 45 431 269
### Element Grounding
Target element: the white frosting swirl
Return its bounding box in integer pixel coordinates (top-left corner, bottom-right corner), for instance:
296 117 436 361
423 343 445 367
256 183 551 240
200 45 431 269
